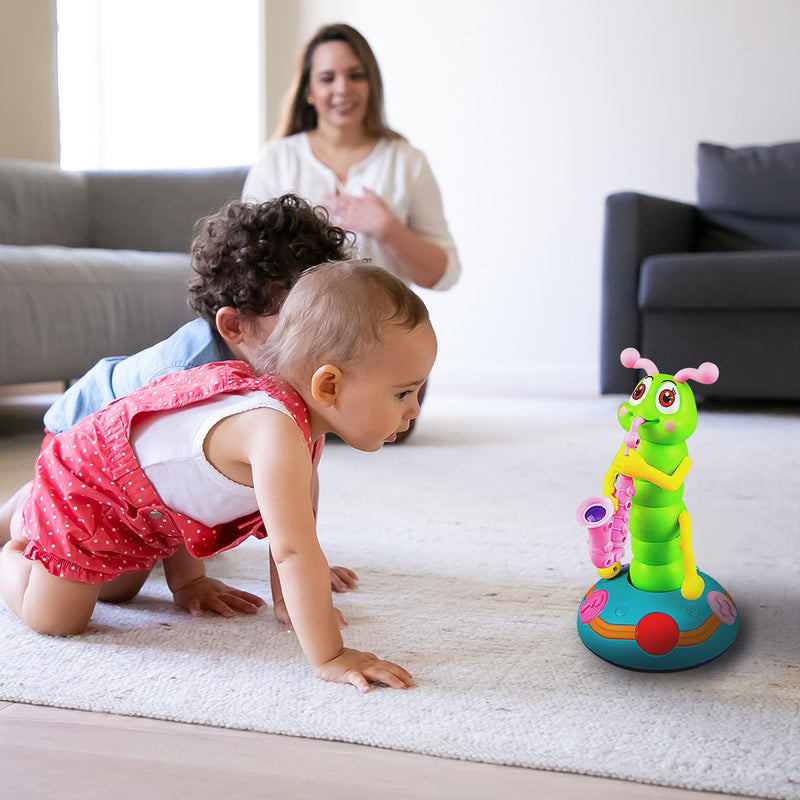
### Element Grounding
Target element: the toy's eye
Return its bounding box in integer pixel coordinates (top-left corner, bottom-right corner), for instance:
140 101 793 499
629 376 652 405
656 381 680 414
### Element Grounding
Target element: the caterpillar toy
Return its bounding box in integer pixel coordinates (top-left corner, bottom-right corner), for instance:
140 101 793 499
575 348 739 671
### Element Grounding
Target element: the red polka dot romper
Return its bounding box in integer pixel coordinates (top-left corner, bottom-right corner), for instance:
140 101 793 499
22 362 315 583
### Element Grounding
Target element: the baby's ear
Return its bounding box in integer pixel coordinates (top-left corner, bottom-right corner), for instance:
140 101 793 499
310 365 342 407
215 306 245 345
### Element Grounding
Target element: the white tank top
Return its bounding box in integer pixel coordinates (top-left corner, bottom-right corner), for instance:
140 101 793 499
130 391 293 527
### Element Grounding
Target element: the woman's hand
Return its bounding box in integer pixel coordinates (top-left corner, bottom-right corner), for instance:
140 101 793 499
323 188 397 240
315 647 414 693
324 187 447 289
173 576 265 618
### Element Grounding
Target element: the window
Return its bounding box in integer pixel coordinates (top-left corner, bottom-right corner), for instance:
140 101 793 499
57 0 261 170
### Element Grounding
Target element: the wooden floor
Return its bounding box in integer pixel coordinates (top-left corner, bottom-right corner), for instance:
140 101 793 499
0 389 751 800
0 702 751 800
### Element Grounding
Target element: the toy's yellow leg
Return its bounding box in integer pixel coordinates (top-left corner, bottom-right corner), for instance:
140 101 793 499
678 510 704 600
597 562 621 579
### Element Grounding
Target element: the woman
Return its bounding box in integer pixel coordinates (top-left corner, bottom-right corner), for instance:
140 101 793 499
242 23 460 293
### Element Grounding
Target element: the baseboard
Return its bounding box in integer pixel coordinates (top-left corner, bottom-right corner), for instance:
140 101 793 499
429 361 599 398
0 381 64 399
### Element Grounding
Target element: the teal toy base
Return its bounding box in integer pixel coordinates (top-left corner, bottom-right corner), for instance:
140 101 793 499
577 567 739 671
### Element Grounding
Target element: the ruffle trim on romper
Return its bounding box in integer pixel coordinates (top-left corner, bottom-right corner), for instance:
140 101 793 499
22 540 148 584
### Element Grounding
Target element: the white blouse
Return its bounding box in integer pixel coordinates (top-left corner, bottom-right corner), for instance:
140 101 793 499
242 133 460 291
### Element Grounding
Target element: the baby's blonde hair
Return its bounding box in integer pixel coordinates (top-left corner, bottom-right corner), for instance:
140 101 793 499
254 260 430 385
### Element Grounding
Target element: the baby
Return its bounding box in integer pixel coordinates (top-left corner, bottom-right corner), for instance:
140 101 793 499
0 260 436 692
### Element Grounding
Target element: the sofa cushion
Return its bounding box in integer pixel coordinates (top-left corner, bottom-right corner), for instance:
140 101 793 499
638 250 800 310
696 141 800 252
697 141 800 217
0 245 195 385
86 166 249 252
694 211 800 251
0 159 90 247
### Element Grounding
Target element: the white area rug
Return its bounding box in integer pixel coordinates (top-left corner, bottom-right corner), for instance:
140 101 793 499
1 393 798 799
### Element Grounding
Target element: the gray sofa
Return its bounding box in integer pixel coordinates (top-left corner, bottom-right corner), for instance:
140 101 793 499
0 158 248 387
600 141 800 400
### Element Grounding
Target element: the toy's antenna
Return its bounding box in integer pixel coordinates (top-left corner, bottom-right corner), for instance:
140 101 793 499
620 347 659 376
674 362 719 385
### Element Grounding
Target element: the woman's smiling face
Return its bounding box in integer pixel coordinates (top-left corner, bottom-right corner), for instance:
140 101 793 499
307 41 371 132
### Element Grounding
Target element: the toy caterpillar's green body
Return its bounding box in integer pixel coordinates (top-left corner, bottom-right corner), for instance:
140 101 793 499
629 438 688 592
603 350 720 599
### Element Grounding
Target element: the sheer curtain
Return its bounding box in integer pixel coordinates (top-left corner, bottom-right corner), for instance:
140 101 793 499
57 0 262 170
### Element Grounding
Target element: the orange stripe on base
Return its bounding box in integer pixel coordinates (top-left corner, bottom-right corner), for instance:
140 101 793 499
677 615 721 646
585 588 734 647
589 616 636 640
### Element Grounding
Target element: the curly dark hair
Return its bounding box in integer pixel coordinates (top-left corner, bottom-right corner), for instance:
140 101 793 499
187 194 352 323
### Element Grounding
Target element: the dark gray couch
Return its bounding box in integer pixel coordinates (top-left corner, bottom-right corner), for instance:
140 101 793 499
0 158 248 387
600 141 800 400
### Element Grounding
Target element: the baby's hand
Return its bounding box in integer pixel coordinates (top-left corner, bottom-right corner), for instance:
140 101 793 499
330 565 358 593
173 577 265 618
274 598 348 630
315 648 414 693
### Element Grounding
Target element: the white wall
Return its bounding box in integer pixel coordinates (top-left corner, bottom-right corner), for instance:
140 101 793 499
263 0 800 397
57 0 261 170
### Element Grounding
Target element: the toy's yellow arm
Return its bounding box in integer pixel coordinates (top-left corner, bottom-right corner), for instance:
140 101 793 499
612 451 692 493
678 510 705 600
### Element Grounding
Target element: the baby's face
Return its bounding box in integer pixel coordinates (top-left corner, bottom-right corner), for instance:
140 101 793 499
332 322 437 451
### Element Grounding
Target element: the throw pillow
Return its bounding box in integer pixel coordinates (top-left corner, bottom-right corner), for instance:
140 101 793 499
697 140 800 218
